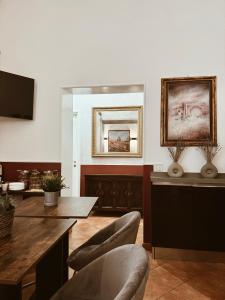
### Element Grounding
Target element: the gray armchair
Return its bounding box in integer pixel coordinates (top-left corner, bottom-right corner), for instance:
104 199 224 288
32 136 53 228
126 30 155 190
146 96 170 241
67 211 141 271
51 244 149 300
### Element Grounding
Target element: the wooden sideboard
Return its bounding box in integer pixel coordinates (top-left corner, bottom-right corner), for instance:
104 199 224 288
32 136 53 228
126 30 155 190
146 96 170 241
151 172 225 253
85 174 143 212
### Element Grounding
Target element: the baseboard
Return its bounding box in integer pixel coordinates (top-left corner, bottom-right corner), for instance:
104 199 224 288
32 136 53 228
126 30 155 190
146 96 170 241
142 242 152 251
153 247 225 263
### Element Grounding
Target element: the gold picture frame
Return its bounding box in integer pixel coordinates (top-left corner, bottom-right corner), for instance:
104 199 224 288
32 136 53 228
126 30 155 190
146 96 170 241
161 76 217 146
92 106 143 157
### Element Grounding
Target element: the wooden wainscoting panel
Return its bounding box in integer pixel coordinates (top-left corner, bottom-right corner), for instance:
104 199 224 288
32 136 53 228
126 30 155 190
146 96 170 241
2 162 61 182
85 174 143 212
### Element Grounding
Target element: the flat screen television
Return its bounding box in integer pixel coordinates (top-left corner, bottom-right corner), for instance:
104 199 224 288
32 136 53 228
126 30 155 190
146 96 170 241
0 70 34 120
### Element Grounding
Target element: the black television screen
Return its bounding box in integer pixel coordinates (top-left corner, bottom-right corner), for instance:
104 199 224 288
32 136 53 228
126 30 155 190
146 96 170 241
0 70 34 120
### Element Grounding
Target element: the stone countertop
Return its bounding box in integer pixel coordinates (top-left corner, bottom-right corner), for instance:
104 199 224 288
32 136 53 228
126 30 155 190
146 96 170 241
151 172 225 187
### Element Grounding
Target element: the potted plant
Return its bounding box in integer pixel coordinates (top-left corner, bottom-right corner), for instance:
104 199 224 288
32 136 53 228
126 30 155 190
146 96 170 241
41 174 66 206
0 193 15 239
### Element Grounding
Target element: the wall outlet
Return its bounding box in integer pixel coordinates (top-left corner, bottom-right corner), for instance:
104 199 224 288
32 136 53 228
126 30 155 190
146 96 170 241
153 164 164 172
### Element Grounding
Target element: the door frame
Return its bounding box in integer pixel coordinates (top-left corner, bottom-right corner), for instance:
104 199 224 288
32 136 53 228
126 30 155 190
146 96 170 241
61 83 146 197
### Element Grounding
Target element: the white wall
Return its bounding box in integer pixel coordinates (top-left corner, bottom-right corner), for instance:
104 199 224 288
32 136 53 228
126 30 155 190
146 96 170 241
73 93 144 165
0 0 225 172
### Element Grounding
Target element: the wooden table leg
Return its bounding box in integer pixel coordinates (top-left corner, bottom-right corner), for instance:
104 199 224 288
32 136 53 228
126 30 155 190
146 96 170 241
0 282 22 300
61 231 69 283
35 232 69 300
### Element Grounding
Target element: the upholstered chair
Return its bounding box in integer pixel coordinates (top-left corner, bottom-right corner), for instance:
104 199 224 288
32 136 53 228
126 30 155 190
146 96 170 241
51 244 149 300
67 211 141 271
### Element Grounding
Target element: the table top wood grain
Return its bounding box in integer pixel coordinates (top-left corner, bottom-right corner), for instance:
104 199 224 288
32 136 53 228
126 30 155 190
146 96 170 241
14 196 98 219
0 217 76 285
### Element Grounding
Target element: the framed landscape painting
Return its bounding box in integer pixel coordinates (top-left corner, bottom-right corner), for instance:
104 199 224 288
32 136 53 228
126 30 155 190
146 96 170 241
161 76 217 146
92 106 143 157
108 130 130 152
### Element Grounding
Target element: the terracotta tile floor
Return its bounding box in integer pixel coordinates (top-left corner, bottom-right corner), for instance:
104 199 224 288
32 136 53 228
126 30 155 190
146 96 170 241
23 213 225 300
70 213 225 300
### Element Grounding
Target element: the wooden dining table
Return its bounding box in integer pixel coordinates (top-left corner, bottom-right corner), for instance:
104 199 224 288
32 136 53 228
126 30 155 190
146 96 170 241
14 196 98 219
0 217 77 300
0 196 98 299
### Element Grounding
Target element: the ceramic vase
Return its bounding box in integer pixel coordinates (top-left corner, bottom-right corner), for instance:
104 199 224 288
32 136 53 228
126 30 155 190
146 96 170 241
167 162 184 178
200 161 218 178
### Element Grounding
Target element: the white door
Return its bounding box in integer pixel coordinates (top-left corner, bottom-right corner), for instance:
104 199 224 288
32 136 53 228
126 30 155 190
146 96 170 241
72 111 80 196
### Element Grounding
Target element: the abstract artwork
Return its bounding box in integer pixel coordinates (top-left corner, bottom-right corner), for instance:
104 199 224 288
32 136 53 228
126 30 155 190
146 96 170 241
161 76 217 146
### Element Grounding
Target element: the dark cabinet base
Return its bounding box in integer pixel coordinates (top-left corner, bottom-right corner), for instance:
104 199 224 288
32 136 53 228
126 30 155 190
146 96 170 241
152 184 225 252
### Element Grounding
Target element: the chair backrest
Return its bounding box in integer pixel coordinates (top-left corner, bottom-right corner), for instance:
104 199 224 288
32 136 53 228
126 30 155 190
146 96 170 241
67 211 141 271
89 211 142 263
88 211 141 245
52 245 149 300
108 211 141 244
100 244 149 300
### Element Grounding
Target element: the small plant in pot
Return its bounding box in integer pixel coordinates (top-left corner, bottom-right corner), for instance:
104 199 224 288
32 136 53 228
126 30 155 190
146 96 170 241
0 193 15 239
41 174 66 207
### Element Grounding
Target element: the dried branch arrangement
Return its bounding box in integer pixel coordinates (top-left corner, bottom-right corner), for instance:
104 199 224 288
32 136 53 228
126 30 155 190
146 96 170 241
167 145 185 162
200 143 221 162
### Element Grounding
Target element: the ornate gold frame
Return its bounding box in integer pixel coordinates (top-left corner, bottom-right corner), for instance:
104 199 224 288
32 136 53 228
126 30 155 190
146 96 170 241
161 76 217 146
92 106 143 157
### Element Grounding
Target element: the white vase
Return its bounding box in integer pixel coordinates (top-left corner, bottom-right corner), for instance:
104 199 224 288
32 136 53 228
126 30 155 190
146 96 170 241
167 162 184 178
44 192 59 207
200 161 218 178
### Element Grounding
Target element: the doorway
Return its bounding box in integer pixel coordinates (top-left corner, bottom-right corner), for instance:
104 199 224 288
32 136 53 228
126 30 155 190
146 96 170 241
61 84 145 197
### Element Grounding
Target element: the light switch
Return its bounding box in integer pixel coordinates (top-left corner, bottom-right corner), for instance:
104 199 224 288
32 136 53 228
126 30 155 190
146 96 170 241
154 164 164 172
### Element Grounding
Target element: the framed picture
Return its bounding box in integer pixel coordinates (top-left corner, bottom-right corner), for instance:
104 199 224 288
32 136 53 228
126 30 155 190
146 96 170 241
92 106 143 157
161 76 217 146
108 130 130 152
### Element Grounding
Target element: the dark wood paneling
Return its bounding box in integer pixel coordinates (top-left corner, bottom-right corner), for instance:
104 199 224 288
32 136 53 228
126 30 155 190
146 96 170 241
143 165 153 249
152 185 193 249
152 184 225 251
2 162 61 182
192 187 225 251
85 175 143 212
81 165 145 175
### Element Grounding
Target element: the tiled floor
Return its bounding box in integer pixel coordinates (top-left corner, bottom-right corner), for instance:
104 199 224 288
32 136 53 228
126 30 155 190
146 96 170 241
23 213 225 299
70 213 225 300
